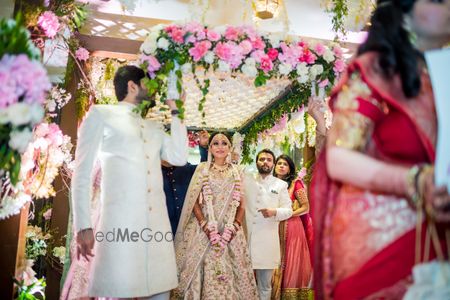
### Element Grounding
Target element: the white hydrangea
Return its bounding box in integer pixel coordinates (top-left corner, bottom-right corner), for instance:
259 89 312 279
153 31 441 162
323 49 335 63
157 37 169 50
309 64 324 79
278 63 293 76
140 36 157 55
244 57 256 67
297 75 309 84
218 60 231 73
241 63 258 78
296 62 309 77
204 51 215 64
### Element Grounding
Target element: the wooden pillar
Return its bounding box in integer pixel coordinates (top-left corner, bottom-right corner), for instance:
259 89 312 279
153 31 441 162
0 203 29 300
44 57 82 300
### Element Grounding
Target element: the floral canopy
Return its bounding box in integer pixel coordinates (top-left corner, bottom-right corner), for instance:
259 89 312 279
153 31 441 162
137 22 345 126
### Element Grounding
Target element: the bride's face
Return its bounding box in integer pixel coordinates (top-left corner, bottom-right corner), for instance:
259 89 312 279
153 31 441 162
210 135 231 161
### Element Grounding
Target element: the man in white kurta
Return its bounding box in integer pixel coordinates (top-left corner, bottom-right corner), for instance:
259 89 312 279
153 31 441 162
244 149 292 300
71 66 188 299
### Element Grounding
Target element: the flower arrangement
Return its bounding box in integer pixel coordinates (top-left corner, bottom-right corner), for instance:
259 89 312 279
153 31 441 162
44 85 72 119
137 22 345 119
20 122 74 199
52 246 66 264
321 0 376 35
13 259 46 300
0 18 50 186
25 225 52 261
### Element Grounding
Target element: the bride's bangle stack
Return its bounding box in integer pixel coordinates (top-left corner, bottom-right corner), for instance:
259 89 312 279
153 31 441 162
405 164 433 212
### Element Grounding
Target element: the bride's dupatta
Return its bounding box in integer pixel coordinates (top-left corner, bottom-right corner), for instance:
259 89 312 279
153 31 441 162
173 162 241 297
311 52 438 300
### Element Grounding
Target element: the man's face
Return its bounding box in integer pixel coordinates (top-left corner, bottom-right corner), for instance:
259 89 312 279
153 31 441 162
256 152 274 175
135 81 149 104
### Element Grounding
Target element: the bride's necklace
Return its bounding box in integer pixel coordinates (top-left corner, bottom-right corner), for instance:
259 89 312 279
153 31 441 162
212 163 230 174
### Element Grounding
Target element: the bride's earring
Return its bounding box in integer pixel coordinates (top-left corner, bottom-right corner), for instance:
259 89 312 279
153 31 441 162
226 152 231 164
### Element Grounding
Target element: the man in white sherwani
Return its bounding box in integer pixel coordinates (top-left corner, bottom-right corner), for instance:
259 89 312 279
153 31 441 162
72 66 188 300
244 149 292 300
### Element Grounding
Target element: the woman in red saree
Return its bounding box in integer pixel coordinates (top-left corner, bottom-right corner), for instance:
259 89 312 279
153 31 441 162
310 0 450 299
272 154 313 299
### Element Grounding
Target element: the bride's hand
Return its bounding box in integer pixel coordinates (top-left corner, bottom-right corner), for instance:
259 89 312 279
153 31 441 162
421 168 450 222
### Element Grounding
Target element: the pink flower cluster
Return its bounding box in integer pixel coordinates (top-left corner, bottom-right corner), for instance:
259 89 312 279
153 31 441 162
75 47 89 61
0 54 51 109
140 55 161 78
140 22 347 86
37 11 60 38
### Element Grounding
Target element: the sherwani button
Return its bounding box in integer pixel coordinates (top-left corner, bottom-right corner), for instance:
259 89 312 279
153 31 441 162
149 207 152 211
147 189 151 193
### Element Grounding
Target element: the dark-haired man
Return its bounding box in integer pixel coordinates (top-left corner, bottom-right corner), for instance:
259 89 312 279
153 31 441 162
244 149 292 300
72 65 188 299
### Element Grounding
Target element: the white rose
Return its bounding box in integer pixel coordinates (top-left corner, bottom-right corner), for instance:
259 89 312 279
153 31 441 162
140 38 157 55
157 37 169 50
204 51 215 64
29 103 44 125
278 63 293 76
218 60 230 73
7 103 31 126
309 64 324 79
296 62 309 77
297 74 309 84
180 62 192 74
9 128 33 153
245 57 256 67
241 63 258 78
323 49 335 63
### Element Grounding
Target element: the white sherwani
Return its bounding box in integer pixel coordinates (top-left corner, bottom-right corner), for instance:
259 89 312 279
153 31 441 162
71 102 188 298
244 173 292 269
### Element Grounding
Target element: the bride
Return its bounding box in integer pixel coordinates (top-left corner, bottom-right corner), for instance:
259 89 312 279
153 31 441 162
173 132 258 300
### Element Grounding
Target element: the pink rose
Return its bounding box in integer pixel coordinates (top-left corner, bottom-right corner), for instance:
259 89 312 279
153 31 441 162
298 41 308 48
225 26 240 41
164 25 178 34
169 28 185 44
185 35 196 43
259 55 273 73
196 30 206 40
37 11 60 38
251 50 266 63
214 42 232 61
314 43 326 56
206 29 221 42
267 48 279 61
299 48 316 64
251 37 265 50
333 59 346 73
189 40 212 61
75 47 89 61
239 40 253 55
